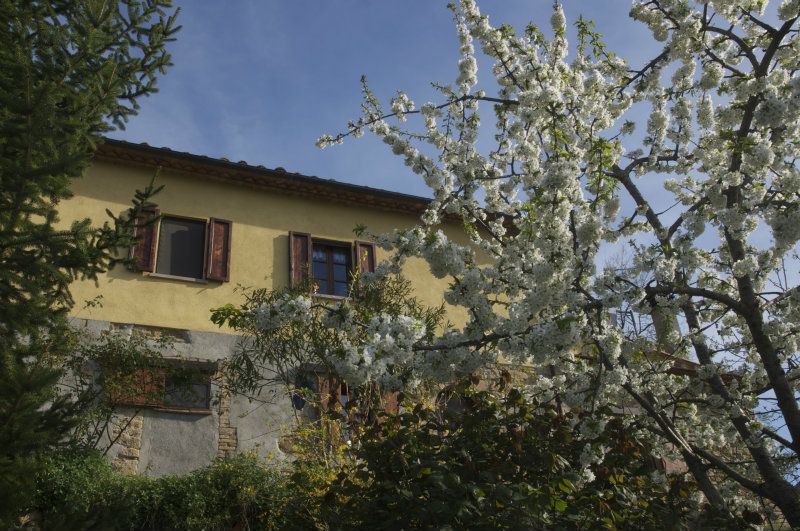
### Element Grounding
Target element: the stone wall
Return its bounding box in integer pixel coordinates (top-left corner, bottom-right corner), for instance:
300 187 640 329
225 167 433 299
110 411 143 475
216 377 238 459
71 317 295 476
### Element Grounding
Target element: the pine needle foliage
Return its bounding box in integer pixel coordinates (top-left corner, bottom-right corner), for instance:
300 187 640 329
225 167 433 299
0 0 179 523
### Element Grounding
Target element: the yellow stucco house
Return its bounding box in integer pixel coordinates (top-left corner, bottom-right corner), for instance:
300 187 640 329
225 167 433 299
63 139 469 475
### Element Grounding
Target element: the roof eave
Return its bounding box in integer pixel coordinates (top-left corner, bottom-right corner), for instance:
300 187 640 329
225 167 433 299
94 138 433 215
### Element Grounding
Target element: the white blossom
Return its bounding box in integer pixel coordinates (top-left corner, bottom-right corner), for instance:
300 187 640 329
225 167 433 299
253 294 312 331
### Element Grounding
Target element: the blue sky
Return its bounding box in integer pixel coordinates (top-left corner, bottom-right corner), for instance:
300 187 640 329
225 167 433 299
114 1 660 198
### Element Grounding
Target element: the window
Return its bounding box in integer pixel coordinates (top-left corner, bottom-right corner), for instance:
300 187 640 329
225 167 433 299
291 367 398 420
288 232 376 295
130 209 232 282
156 216 206 279
312 242 352 296
104 358 215 414
291 371 348 414
164 374 212 409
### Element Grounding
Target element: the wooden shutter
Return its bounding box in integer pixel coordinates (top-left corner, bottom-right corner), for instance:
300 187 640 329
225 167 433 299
354 241 376 274
129 208 160 272
316 374 339 413
383 391 400 415
105 366 165 407
289 231 312 287
206 218 232 281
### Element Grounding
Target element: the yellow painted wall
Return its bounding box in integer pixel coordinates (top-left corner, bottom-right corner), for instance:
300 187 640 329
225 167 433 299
62 159 470 333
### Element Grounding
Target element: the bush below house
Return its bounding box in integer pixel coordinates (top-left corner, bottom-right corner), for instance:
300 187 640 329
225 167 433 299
26 385 741 530
28 452 323 530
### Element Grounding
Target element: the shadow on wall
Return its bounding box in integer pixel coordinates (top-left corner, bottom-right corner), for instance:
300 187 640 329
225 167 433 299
105 262 221 295
271 234 288 290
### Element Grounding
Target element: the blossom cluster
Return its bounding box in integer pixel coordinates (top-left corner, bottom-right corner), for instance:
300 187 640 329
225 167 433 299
328 313 427 390
253 294 312 331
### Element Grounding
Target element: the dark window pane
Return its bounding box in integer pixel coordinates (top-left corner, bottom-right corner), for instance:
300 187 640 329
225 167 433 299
164 377 210 409
334 281 348 296
309 241 352 296
313 261 328 281
156 217 206 279
333 264 348 282
292 372 318 410
312 246 327 262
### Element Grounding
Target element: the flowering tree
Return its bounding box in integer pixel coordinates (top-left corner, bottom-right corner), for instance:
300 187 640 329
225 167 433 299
255 0 800 524
212 275 444 398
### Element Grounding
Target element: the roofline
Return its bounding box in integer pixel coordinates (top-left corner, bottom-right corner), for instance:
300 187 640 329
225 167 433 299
94 138 433 215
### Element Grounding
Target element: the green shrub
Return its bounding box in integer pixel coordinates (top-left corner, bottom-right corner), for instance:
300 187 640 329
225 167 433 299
323 385 699 530
28 386 715 530
31 451 298 530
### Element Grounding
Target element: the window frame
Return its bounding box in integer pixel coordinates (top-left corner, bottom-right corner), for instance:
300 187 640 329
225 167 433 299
132 212 232 284
310 238 353 298
290 365 399 425
104 357 216 415
152 213 209 282
289 232 376 299
291 367 349 418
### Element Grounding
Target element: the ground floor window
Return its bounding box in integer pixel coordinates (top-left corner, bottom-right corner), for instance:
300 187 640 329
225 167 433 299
105 358 215 414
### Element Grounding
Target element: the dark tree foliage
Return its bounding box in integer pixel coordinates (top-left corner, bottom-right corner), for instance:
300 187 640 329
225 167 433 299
0 0 178 523
325 383 733 530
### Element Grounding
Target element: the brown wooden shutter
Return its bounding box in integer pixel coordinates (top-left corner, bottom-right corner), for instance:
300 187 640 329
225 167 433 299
139 367 165 406
129 208 160 272
383 391 400 415
289 231 312 287
105 366 165 407
316 374 337 413
354 241 376 274
206 218 232 281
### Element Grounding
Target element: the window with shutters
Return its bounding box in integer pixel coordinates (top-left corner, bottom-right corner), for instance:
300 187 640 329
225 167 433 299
290 371 348 417
288 232 376 296
312 242 351 297
104 358 215 414
129 210 232 282
156 216 206 279
291 369 399 423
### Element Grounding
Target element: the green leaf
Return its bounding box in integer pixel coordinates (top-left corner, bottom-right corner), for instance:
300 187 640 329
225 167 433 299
553 499 568 512
558 478 575 494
